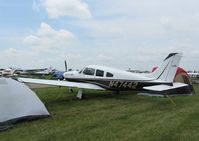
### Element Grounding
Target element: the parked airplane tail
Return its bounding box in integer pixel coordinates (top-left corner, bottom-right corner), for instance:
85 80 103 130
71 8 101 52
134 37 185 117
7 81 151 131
149 53 182 82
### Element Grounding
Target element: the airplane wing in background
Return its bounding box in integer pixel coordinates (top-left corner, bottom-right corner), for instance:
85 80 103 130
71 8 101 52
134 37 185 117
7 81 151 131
18 78 105 90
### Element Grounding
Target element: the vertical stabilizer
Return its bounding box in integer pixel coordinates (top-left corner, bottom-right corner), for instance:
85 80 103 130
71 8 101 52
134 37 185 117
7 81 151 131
149 53 182 82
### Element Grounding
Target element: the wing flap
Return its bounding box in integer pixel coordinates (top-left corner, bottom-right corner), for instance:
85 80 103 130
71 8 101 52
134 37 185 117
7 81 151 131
18 78 105 90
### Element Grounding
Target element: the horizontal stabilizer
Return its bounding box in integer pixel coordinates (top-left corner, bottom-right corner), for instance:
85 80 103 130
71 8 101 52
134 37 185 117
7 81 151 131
143 83 188 91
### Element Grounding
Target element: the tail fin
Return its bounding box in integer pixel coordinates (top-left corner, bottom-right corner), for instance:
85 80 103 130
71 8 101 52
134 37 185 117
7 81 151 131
149 53 182 82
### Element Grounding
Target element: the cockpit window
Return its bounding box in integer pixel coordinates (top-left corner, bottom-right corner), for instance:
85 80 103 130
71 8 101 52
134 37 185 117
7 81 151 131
96 69 104 77
106 72 113 77
83 68 95 75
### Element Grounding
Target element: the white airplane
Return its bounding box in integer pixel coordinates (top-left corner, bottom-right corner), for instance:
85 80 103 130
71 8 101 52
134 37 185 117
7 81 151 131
0 68 17 76
18 53 194 99
188 72 199 84
15 67 56 75
0 69 3 76
188 72 199 78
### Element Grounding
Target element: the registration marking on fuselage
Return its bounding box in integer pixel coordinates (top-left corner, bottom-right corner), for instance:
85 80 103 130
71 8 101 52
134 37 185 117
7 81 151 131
109 81 138 89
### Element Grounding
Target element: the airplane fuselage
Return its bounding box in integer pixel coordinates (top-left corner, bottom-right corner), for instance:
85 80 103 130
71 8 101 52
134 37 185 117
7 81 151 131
63 65 171 91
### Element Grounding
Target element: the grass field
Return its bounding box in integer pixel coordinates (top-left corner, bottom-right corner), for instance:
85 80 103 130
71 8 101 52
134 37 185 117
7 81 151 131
1 85 199 141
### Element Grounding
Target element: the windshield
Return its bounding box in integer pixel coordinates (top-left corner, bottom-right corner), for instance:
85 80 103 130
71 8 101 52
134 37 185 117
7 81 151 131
83 68 95 75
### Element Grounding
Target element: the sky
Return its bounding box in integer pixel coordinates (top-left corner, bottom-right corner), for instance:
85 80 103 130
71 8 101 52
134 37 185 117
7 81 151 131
0 0 199 71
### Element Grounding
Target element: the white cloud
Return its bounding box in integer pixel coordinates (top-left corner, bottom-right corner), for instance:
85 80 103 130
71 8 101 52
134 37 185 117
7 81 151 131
40 0 92 19
5 48 18 56
69 0 199 70
77 18 166 39
5 22 82 69
23 22 77 53
0 48 39 68
2 0 199 71
71 0 198 40
97 54 113 61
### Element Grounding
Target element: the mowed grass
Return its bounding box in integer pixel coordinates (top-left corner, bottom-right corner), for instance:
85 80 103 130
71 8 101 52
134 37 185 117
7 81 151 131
1 85 199 141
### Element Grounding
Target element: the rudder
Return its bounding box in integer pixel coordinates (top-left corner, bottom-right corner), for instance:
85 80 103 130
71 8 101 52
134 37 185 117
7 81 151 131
149 53 182 82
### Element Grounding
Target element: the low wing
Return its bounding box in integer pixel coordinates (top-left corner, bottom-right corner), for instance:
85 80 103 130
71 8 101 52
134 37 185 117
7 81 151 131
18 78 105 90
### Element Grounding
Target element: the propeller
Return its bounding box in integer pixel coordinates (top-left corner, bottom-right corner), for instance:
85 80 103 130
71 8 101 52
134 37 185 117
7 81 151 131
64 60 67 72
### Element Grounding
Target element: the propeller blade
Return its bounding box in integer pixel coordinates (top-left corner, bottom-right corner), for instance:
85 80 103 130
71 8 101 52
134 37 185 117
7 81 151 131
64 60 67 72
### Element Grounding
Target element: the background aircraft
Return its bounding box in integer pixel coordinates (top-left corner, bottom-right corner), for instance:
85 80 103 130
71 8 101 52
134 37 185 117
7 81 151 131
15 67 56 75
51 61 73 80
51 71 65 80
0 67 56 77
188 71 199 84
18 53 194 99
0 67 18 76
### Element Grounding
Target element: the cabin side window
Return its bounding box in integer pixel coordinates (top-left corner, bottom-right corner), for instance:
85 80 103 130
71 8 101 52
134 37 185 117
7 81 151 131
96 69 104 77
106 72 113 77
83 68 95 76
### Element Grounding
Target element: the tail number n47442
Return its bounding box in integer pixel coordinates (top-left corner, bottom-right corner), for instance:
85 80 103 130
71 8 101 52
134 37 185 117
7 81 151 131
109 81 138 89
